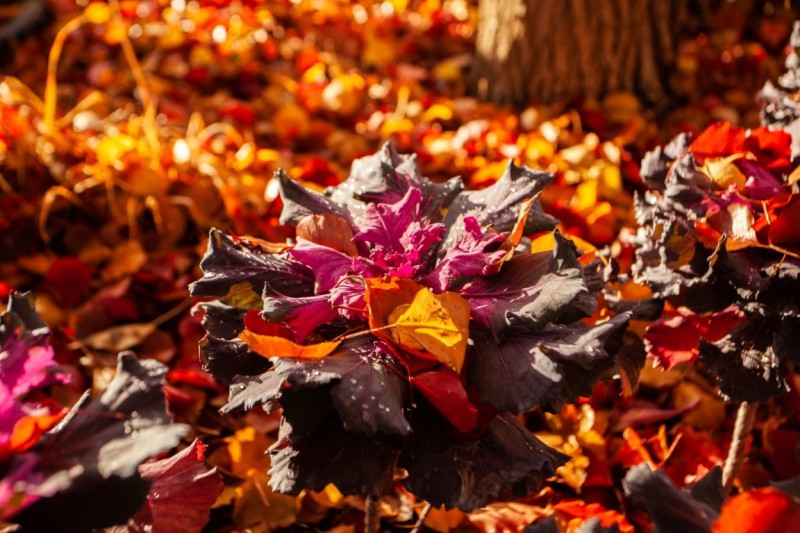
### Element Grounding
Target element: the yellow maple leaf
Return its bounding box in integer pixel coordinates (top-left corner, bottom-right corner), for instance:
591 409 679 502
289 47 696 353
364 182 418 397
386 287 470 373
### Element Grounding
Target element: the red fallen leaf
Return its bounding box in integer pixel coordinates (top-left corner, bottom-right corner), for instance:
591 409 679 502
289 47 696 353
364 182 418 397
582 454 614 489
554 500 634 533
220 100 256 126
0 281 11 300
166 370 223 392
121 440 224 533
690 122 746 163
243 309 292 338
294 157 342 187
45 257 92 308
163 384 196 417
763 425 800 480
411 369 479 434
767 196 800 245
659 424 725 486
613 426 680 472
644 306 745 370
712 487 800 533
185 68 210 84
746 127 793 172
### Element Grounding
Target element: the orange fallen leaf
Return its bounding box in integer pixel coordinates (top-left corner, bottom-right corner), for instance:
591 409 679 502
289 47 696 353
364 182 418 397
713 487 800 533
497 196 535 263
239 330 340 360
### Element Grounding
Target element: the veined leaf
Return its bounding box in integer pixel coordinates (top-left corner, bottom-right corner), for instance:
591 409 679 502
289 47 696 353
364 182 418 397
239 330 340 360
365 277 469 372
387 288 470 373
364 276 421 330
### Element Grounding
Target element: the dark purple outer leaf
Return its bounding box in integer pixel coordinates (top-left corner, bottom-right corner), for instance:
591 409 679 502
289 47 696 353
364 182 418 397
689 466 726 513
190 229 313 299
399 406 567 511
222 370 284 413
276 168 353 227
698 323 790 402
468 314 629 413
622 464 721 533
269 385 402 497
2 291 47 335
12 353 187 532
201 335 270 387
33 353 188 479
461 232 595 337
526 517 560 533
326 142 463 223
222 337 410 436
772 474 800 499
440 160 556 253
195 301 245 340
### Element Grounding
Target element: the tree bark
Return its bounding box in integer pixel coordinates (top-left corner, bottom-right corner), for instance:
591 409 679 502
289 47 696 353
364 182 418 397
471 0 686 107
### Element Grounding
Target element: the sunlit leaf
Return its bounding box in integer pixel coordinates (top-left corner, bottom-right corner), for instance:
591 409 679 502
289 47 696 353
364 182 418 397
239 330 340 360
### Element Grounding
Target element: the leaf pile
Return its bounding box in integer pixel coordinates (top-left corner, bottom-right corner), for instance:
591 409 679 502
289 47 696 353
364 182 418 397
2 0 800 531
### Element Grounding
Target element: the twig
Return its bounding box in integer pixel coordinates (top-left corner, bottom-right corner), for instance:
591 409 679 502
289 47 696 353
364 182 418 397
722 401 758 492
411 502 432 533
365 495 380 533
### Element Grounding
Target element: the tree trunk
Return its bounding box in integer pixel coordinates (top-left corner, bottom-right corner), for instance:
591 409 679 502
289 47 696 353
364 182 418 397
471 0 686 107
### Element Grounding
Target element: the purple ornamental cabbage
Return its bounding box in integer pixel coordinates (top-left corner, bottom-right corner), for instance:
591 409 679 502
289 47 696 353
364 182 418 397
192 143 630 510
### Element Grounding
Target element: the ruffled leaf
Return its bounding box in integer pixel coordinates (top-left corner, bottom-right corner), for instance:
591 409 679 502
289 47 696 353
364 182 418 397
260 289 340 343
191 229 313 300
400 407 567 511
440 160 557 254
269 385 402 497
423 216 506 292
461 232 594 337
276 169 353 227
327 142 463 223
225 337 411 436
468 314 628 413
287 238 354 294
0 293 70 447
